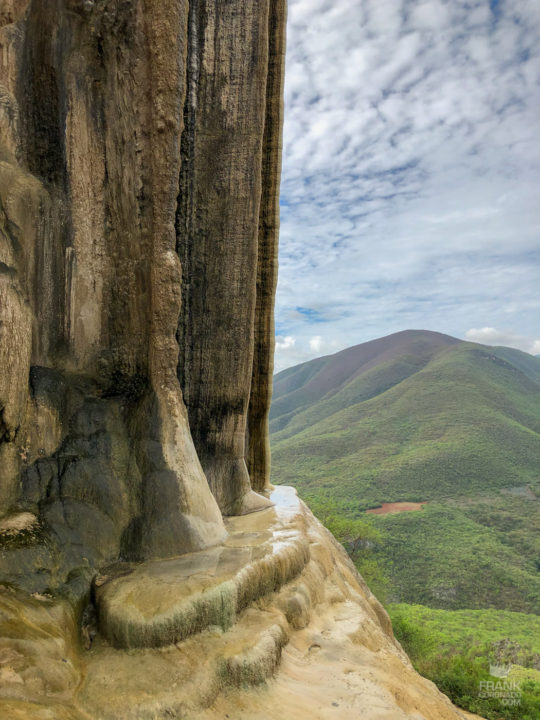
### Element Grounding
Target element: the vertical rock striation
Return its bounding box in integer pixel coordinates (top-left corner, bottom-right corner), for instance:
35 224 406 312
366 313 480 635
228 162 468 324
246 0 286 494
0 0 285 595
176 0 280 515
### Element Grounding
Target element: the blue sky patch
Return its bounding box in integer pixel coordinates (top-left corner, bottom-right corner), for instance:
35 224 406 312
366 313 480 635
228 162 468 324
273 0 540 371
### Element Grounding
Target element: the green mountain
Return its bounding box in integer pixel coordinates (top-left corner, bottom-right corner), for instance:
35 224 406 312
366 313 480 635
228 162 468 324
270 330 540 612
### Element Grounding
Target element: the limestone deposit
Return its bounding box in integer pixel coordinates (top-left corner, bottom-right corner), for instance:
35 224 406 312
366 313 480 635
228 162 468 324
0 488 477 719
1 2 479 718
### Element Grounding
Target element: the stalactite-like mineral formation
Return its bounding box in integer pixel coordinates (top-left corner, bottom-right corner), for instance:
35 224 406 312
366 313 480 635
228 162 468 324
0 3 479 718
1 0 281 589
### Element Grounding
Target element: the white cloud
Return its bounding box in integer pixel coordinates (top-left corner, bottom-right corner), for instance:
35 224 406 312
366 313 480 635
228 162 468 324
274 334 346 372
465 327 540 355
275 335 296 351
308 336 343 356
276 0 540 370
309 336 323 353
273 335 311 371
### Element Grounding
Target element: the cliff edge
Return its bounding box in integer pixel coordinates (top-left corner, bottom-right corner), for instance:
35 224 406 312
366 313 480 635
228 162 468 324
1 2 476 718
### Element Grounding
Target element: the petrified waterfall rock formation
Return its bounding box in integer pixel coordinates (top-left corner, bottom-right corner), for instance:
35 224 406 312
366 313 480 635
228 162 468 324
0 0 282 591
176 0 281 515
1 4 478 720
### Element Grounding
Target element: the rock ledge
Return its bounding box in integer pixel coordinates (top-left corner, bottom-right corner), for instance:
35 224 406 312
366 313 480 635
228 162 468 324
96 486 310 649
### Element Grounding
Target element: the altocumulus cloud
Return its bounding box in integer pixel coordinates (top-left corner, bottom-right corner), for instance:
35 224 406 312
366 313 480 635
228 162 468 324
275 0 540 372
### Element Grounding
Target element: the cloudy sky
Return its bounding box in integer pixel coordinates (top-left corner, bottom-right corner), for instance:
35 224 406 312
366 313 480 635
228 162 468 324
275 0 540 371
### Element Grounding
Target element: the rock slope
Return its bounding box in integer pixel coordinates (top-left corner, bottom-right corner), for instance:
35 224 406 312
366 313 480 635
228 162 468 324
0 488 474 719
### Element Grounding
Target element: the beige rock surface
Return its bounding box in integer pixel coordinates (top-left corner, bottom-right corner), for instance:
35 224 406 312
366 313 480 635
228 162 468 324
200 603 469 720
1 0 290 586
1 0 285 580
96 486 310 649
0 488 475 719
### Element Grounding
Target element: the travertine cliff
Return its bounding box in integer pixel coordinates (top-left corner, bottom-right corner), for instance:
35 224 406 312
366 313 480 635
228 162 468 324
1 0 281 590
0 488 476 719
1 3 477 719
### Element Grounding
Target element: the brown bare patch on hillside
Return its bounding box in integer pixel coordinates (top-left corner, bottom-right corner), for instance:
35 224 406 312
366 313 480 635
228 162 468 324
366 502 426 515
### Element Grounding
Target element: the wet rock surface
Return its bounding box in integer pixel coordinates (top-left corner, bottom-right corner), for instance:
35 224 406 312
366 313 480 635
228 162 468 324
0 488 474 719
96 486 310 649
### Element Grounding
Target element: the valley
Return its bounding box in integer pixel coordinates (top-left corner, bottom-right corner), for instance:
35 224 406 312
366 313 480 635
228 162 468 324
270 329 540 718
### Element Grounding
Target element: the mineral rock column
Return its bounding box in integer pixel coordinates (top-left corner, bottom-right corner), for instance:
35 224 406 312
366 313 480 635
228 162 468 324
177 0 278 515
246 0 286 494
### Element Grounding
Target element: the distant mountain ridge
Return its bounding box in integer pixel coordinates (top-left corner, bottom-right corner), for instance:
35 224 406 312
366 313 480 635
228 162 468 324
270 329 540 612
271 330 461 435
271 330 540 450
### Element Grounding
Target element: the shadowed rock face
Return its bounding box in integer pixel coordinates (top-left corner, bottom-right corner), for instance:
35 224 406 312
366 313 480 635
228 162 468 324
176 0 278 515
246 0 286 495
0 0 284 595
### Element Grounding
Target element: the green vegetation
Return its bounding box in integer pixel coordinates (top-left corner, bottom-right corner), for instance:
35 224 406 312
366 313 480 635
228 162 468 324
305 491 540 612
369 498 540 612
271 332 540 611
272 342 540 511
389 604 540 720
389 604 540 658
308 487 540 717
312 495 390 601
270 331 540 716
